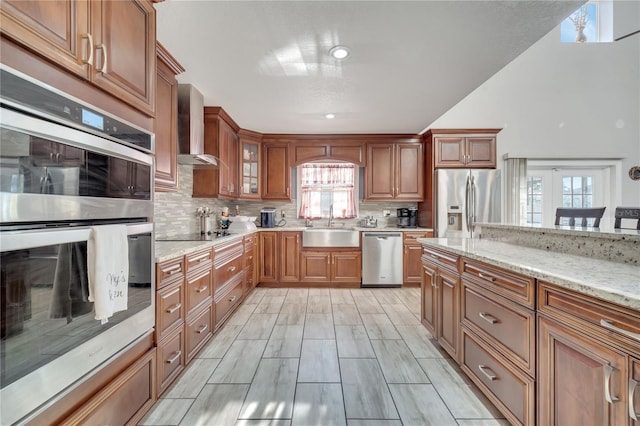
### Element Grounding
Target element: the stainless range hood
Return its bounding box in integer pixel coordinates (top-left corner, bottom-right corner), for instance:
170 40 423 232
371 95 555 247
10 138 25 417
177 84 217 166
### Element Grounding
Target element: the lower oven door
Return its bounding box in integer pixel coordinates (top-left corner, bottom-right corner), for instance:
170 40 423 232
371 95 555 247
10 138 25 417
0 221 154 425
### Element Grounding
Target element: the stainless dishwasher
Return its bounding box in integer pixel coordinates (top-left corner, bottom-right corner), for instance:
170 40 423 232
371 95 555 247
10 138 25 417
362 232 403 287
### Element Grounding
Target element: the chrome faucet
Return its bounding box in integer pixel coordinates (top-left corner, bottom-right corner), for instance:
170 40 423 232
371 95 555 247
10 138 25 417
328 204 334 227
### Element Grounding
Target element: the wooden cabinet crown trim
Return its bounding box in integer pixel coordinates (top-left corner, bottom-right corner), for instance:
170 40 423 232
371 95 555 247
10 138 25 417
156 42 185 75
203 106 241 132
424 128 502 136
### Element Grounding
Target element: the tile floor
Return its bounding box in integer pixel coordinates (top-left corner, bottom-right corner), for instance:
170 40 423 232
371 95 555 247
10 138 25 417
140 287 509 426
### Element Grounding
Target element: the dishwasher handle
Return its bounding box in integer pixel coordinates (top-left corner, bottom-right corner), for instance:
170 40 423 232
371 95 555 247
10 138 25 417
363 233 402 238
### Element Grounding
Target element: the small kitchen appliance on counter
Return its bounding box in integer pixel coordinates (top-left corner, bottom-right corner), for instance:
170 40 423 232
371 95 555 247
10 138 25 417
228 216 258 233
397 207 418 228
260 207 276 228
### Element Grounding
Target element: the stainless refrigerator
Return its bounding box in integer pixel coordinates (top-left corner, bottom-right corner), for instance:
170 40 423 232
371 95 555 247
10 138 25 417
435 169 501 238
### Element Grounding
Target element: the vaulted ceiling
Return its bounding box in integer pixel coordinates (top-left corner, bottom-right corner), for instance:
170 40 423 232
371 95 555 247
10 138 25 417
156 1 582 134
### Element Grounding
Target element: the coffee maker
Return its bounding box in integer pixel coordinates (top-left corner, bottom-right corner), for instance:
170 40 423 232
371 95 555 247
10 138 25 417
260 207 276 228
397 207 418 228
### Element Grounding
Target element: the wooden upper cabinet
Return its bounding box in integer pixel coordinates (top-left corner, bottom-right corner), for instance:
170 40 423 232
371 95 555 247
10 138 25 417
292 139 365 166
365 142 423 201
154 43 184 192
90 0 156 116
238 130 262 200
0 0 156 116
262 142 291 200
218 119 239 198
193 107 240 199
430 129 500 169
0 0 91 78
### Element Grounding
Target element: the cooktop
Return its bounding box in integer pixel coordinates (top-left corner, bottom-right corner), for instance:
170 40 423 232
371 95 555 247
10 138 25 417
157 230 233 242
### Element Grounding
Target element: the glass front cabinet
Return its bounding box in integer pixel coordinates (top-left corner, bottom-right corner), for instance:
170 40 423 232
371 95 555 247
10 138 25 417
238 130 261 199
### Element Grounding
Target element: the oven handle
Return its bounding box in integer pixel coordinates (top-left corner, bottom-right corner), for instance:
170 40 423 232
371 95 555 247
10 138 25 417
0 222 153 252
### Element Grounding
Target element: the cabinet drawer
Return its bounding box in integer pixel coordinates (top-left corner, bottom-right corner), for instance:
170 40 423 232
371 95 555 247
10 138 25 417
422 246 458 272
538 281 640 352
185 248 213 273
404 231 430 245
156 280 184 340
462 281 535 376
214 255 243 291
61 348 156 426
156 257 184 289
244 234 257 250
462 258 535 309
185 304 213 362
244 266 255 295
215 273 244 328
185 267 212 314
461 329 534 426
156 328 184 396
244 247 255 269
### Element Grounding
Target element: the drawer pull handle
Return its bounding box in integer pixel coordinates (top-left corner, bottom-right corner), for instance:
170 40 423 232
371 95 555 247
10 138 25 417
190 252 210 263
248 256 253 261
600 319 640 342
196 285 208 293
478 364 497 381
166 350 181 364
228 266 237 272
166 303 181 314
229 295 237 302
604 364 619 403
164 264 182 275
479 312 497 324
630 378 639 421
478 273 496 282
196 324 208 334
432 274 439 289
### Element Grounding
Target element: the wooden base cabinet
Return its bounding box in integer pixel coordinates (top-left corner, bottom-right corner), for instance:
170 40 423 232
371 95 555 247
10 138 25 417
461 329 534 426
403 231 432 285
420 247 460 361
538 315 627 426
300 250 361 285
537 281 640 426
60 348 156 426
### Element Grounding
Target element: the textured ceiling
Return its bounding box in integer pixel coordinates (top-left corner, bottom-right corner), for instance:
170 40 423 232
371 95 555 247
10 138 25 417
156 1 582 134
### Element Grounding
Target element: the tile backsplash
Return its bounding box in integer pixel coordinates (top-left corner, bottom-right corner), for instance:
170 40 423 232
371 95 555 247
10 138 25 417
154 165 416 238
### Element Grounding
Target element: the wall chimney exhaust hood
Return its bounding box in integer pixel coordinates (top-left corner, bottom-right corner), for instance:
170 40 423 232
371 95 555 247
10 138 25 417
177 84 217 166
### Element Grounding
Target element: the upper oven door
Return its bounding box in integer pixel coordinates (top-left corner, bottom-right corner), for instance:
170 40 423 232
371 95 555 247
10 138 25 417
0 107 153 224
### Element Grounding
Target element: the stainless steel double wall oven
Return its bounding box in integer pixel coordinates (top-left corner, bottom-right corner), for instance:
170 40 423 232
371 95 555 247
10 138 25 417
0 66 155 424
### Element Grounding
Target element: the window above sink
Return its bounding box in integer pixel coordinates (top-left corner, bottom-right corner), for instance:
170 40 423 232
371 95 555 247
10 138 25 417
297 162 359 219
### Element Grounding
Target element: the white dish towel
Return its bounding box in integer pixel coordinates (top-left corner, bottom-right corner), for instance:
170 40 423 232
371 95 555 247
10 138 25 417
88 225 129 324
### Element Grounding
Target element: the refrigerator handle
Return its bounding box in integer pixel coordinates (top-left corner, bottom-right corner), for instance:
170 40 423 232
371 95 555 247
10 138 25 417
465 174 472 232
471 175 477 234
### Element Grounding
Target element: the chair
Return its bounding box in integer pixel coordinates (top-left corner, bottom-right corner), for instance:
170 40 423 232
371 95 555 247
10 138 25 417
554 207 606 227
614 207 640 230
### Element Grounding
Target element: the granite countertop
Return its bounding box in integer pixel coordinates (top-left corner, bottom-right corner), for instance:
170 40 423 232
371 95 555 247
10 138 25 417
477 222 640 241
155 227 434 263
417 237 640 310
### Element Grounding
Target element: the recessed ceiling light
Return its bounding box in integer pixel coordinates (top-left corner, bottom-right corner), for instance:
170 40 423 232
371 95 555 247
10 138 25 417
329 45 350 60
325 113 336 119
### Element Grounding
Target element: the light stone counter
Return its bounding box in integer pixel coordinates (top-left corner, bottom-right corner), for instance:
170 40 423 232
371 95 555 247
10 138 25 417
417 237 640 311
155 227 434 263
155 232 252 263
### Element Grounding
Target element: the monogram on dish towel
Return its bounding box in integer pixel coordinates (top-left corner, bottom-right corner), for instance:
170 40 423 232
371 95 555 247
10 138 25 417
87 225 129 324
